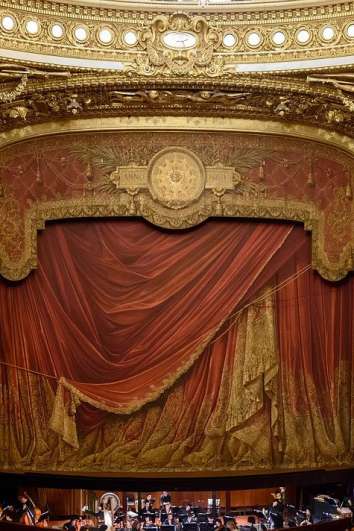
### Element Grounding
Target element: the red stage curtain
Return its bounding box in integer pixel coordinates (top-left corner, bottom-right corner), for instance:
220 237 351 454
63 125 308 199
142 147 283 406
275 253 354 462
0 220 304 417
0 219 353 471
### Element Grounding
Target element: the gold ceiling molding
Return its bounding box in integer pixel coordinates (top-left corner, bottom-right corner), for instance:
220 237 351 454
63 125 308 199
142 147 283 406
1 1 354 64
1 115 354 152
0 117 352 282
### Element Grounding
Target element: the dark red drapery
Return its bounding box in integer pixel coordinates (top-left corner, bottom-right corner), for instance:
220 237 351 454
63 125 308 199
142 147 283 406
0 218 353 469
0 219 305 414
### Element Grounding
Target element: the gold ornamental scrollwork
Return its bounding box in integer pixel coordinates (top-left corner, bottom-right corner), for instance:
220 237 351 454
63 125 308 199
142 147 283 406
99 147 264 210
131 13 226 77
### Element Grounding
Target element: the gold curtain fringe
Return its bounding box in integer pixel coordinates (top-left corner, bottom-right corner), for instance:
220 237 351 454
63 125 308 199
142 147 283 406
0 263 311 385
53 325 226 448
49 383 80 449
183 286 280 468
2 264 311 449
55 267 310 448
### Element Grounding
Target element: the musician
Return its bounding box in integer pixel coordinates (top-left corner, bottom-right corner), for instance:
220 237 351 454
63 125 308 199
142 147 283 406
103 499 114 531
161 503 172 523
163 513 176 527
245 516 258 531
16 493 35 525
0 505 14 522
183 512 197 525
160 492 171 507
225 520 238 531
214 518 225 531
141 501 153 517
63 518 79 531
142 515 156 529
299 509 312 526
269 500 284 529
144 495 155 511
125 514 140 530
34 507 49 528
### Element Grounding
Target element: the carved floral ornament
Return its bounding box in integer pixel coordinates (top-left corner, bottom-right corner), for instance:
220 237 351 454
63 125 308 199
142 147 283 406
0 121 353 284
102 147 258 210
132 13 225 77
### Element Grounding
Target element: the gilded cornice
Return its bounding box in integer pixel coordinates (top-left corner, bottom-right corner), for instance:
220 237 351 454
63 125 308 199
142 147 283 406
1 68 354 140
2 0 354 65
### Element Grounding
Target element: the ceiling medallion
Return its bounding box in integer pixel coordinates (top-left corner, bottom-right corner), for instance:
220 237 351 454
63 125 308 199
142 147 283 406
132 13 224 77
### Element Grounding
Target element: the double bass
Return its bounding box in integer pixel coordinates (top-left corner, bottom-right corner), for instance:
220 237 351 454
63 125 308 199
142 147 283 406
18 492 48 527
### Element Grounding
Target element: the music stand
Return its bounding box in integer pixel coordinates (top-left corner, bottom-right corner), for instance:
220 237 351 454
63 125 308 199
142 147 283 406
183 524 198 531
199 523 214 531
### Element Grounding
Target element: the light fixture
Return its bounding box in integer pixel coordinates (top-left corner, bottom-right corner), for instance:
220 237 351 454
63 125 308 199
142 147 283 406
123 30 138 46
74 25 89 42
98 27 114 45
223 33 237 48
50 23 64 39
321 26 335 41
25 19 40 35
1 15 16 32
272 31 286 46
296 28 311 44
346 23 354 38
247 31 262 47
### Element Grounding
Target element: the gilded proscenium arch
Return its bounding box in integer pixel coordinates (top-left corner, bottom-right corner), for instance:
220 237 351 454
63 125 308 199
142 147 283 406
0 116 353 282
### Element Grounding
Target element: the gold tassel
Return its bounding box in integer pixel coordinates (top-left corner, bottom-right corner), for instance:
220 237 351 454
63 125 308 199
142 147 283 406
259 160 265 181
345 178 352 199
307 158 315 186
85 161 93 182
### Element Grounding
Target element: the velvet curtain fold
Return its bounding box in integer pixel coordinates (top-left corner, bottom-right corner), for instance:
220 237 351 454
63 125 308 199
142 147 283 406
1 221 300 424
275 255 354 463
0 218 353 472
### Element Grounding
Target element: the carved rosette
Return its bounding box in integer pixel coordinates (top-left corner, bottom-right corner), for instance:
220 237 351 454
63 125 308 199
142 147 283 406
148 148 206 209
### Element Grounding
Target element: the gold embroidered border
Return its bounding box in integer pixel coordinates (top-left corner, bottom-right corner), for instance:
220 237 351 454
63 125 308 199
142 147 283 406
50 312 237 447
0 195 351 282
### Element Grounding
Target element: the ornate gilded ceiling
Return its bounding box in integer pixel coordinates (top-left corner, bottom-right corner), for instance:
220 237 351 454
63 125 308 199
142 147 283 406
2 0 354 67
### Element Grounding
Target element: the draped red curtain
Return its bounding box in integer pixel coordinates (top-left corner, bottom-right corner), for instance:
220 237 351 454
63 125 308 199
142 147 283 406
0 219 305 415
0 218 353 471
275 253 354 461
